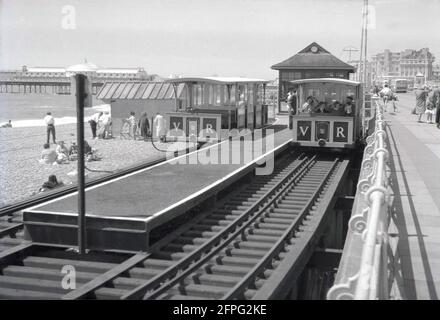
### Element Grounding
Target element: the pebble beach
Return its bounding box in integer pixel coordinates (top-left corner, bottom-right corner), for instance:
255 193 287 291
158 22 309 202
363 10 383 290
0 123 177 206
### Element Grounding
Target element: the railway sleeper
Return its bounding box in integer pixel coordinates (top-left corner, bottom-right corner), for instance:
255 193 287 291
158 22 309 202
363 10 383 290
163 243 199 253
254 222 288 231
191 224 224 232
231 240 274 251
211 255 260 268
20 256 115 274
0 287 59 300
271 207 301 214
168 283 228 299
267 212 299 220
246 228 284 237
187 272 242 288
260 217 293 225
222 247 266 259
174 236 208 245
182 230 217 238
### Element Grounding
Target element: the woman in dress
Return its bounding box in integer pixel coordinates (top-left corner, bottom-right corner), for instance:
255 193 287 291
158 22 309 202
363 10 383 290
414 85 429 123
138 112 150 140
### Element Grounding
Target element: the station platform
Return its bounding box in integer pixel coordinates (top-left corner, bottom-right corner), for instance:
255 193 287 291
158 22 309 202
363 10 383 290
386 93 440 299
24 118 293 252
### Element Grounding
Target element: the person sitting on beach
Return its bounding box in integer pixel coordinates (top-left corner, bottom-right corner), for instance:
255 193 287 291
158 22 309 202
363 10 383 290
39 143 57 165
68 142 78 161
55 141 69 164
38 175 64 193
0 120 12 128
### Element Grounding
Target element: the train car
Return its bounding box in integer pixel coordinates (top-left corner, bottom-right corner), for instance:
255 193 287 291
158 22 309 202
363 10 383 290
289 78 364 149
165 77 269 142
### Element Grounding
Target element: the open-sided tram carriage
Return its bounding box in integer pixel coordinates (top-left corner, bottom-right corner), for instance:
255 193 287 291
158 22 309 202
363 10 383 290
165 77 269 142
289 78 365 149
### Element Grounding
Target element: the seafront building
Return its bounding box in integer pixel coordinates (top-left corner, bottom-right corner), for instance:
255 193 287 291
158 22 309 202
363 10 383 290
370 48 436 82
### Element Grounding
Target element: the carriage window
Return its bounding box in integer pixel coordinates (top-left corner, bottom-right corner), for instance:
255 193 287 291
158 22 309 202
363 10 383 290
214 85 221 106
256 84 262 105
192 84 202 106
248 84 254 105
208 84 214 105
238 85 246 104
299 82 357 116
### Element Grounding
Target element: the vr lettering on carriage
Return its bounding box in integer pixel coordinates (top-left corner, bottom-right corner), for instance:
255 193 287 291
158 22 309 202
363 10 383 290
299 126 309 136
336 126 345 138
205 123 213 133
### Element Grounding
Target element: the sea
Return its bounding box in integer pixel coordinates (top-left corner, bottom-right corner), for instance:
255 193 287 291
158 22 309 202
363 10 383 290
0 93 109 127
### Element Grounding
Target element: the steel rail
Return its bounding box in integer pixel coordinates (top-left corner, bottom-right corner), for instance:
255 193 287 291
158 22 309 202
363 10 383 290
222 158 340 299
121 154 317 300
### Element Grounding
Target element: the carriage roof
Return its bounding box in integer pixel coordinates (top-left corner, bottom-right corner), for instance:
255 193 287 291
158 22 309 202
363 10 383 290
166 77 269 85
289 78 361 86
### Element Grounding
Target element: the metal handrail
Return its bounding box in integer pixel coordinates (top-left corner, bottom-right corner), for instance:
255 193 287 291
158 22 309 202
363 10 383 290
327 98 390 300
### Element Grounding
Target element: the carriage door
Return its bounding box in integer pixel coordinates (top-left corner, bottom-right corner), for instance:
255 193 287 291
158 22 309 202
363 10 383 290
315 121 330 141
186 117 200 142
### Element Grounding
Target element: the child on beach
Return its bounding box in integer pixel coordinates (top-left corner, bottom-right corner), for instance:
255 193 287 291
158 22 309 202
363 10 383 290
39 143 57 165
55 141 69 164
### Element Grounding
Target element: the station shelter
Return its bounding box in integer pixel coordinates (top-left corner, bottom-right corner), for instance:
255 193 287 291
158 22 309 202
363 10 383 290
271 42 355 113
165 77 269 141
96 81 185 137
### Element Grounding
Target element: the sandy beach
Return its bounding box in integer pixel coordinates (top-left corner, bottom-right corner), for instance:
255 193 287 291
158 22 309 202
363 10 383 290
0 122 180 206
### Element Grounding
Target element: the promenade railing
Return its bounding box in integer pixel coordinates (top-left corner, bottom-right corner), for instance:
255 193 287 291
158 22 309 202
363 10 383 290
327 97 391 300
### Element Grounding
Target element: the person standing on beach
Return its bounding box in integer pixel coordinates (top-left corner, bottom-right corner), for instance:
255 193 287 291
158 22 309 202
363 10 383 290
89 111 102 139
44 112 56 144
127 112 137 139
138 111 150 140
153 112 166 142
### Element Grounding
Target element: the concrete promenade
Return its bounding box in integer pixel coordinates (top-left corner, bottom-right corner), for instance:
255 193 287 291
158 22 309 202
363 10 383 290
386 92 440 299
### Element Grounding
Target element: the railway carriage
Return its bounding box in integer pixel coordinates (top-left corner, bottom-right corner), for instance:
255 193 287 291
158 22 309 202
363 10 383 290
289 78 364 149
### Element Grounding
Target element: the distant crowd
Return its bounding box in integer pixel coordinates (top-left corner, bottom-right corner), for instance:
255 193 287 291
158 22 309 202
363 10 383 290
372 83 440 128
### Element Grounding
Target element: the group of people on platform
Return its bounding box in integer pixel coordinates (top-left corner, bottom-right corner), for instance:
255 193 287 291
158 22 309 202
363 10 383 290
121 111 167 142
286 90 355 116
413 85 440 127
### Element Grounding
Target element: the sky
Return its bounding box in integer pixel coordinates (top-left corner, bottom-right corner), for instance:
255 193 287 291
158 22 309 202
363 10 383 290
0 0 439 79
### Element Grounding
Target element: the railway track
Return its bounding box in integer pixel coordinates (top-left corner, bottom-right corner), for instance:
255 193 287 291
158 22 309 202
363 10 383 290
0 150 350 300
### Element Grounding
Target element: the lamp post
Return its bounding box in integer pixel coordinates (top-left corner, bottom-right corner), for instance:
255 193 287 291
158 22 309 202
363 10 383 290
66 71 90 256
